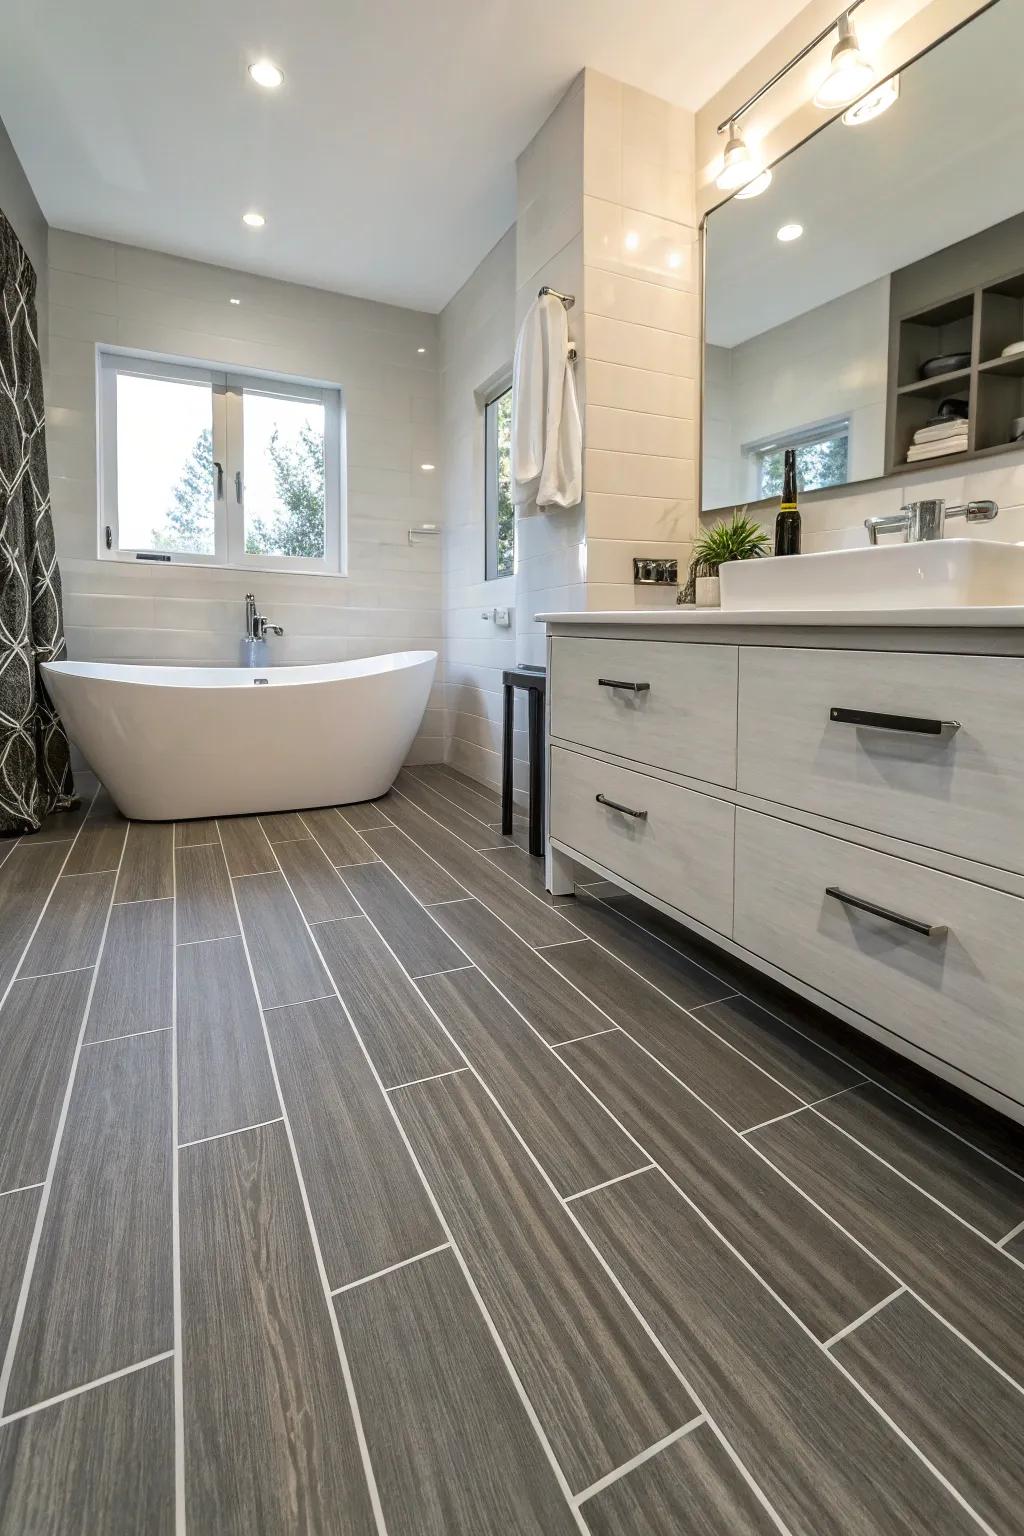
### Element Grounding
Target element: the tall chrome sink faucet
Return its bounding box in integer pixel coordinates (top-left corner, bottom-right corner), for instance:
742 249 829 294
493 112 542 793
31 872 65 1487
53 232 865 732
243 592 284 641
865 498 998 545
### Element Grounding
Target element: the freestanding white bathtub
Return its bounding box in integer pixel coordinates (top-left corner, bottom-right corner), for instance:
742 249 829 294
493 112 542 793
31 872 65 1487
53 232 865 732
41 651 437 821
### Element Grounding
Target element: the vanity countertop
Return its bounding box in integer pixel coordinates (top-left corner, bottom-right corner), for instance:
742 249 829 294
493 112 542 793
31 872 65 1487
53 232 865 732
537 605 1024 628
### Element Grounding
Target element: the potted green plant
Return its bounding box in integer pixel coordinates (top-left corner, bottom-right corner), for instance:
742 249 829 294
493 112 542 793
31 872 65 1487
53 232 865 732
682 512 770 607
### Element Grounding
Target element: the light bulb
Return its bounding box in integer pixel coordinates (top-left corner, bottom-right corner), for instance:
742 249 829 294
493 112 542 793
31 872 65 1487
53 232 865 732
735 168 773 200
814 13 875 108
842 74 899 126
777 223 804 243
715 123 757 192
242 211 266 228
248 60 284 89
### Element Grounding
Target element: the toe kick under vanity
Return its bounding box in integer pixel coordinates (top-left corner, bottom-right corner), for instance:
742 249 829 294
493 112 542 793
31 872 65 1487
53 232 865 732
541 608 1024 1125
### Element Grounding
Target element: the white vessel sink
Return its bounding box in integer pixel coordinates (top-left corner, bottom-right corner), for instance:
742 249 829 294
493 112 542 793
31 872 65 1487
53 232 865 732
718 538 1024 612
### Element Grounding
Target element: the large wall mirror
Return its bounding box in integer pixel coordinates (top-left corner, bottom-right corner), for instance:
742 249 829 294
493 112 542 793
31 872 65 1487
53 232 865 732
702 0 1024 514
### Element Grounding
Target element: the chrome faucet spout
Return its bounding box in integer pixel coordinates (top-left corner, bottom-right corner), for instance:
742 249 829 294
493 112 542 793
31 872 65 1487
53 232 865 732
242 592 285 642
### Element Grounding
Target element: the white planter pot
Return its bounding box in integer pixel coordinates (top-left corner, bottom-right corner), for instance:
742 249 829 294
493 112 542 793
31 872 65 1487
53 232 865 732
695 574 721 608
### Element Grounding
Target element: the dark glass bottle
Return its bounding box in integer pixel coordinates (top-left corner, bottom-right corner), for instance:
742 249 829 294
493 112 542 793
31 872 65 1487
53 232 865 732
774 448 802 556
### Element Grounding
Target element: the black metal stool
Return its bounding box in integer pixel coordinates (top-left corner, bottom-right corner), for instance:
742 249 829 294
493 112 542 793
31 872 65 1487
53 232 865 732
501 664 546 856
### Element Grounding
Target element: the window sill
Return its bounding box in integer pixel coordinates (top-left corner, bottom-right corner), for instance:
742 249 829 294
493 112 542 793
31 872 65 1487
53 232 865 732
97 555 347 579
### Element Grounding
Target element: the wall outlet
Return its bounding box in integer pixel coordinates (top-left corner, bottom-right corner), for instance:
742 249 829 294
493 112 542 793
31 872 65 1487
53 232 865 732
482 607 513 626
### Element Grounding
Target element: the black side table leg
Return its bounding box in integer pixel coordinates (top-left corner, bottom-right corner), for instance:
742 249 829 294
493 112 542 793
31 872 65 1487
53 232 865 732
501 680 514 836
528 684 544 857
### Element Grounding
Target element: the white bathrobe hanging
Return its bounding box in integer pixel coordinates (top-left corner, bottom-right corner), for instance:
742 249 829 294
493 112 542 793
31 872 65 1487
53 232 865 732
511 293 582 513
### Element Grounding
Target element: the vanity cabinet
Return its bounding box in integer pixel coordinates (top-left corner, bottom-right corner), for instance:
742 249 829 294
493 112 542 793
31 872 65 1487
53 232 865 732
547 621 1024 1123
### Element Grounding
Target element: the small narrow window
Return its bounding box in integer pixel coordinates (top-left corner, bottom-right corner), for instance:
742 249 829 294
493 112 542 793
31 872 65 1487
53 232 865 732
485 384 514 580
750 420 850 500
99 350 344 573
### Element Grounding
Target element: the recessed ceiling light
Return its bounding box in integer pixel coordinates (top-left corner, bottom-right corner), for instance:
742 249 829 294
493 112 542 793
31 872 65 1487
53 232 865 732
777 223 804 242
248 60 284 89
417 346 426 354
229 297 241 305
735 168 773 200
842 74 900 126
242 211 265 228
420 463 436 472
624 230 640 251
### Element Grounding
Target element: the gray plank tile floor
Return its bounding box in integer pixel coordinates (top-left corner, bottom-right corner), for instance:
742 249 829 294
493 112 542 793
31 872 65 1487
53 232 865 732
0 763 1022 1531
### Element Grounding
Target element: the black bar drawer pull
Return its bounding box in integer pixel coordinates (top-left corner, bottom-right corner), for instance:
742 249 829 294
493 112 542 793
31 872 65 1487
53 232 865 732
829 707 960 736
598 678 650 693
825 886 946 938
596 793 648 820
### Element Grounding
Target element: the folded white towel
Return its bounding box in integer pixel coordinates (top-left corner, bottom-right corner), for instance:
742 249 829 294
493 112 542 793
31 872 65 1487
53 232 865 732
913 419 969 445
512 293 582 513
906 435 968 461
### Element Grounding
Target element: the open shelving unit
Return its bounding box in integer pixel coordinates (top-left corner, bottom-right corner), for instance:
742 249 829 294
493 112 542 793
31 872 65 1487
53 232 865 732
887 266 1024 473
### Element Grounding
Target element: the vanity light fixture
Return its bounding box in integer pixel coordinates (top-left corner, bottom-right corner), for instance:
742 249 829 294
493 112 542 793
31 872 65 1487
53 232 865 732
715 122 758 192
242 211 266 228
735 168 773 200
777 223 804 242
248 59 284 89
814 11 875 108
842 73 900 125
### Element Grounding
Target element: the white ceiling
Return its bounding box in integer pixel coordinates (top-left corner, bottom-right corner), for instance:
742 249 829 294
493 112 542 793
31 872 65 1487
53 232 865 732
706 0 1024 348
0 0 812 313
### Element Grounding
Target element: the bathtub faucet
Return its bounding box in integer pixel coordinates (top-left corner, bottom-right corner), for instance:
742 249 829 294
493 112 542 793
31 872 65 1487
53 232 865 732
244 592 284 641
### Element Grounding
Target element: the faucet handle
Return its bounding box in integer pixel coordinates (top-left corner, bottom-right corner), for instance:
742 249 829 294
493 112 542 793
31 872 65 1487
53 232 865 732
946 499 998 523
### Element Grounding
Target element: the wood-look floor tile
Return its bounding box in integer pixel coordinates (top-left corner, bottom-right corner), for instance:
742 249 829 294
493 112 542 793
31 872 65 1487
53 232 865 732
342 862 467 979
0 970 92 1191
233 871 329 1008
217 816 277 877
0 841 72 995
257 811 308 843
417 967 645 1194
581 1420 779 1536
21 870 115 978
480 843 574 905
833 1290 1024 1535
174 818 219 847
575 1169 980 1536
273 836 360 923
314 915 459 1087
562 1030 893 1340
177 936 277 1145
385 786 573 945
337 798 393 832
410 764 515 826
85 898 172 1043
62 791 127 876
175 844 238 946
393 769 511 851
362 824 467 905
336 1246 579 1536
391 1070 689 1492
434 764 504 805
5 1030 173 1412
817 1081 1024 1240
300 806 378 867
114 821 173 903
0 1356 174 1536
565 892 735 1010
694 992 866 1104
750 1109 1024 1384
0 1186 39 1364
546 940 803 1132
266 996 441 1288
31 790 92 846
180 1122 377 1535
431 898 618 1045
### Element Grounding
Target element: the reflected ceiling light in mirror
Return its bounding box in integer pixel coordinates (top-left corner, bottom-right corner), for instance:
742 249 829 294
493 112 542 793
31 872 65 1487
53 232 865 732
777 223 804 242
735 168 773 200
248 60 284 89
842 73 900 125
242 211 265 228
715 122 758 192
814 11 875 108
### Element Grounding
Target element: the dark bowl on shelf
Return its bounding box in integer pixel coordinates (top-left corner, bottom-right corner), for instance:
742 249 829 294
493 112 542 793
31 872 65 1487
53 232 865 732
920 351 970 379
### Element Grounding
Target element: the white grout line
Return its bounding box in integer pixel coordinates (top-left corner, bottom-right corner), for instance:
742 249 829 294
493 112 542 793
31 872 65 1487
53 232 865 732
0 1182 45 1200
113 895 175 907
84 1025 173 1048
214 823 391 1536
175 932 238 949
822 1287 907 1351
404 767 499 831
332 857 381 871
330 1243 452 1297
996 1216 1024 1249
563 1164 656 1205
550 1026 620 1050
421 896 474 908
174 840 219 850
534 938 589 951
385 1067 469 1094
14 963 95 983
688 991 742 1011
0 1349 175 1429
588 887 1024 1192
739 1081 870 1136
262 993 335 1012
170 823 185 1536
0 795 125 1419
61 866 121 878
178 1116 286 1150
573 1412 707 1507
408 963 475 982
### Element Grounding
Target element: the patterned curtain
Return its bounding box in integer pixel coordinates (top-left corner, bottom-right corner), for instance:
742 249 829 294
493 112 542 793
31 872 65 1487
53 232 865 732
0 212 74 832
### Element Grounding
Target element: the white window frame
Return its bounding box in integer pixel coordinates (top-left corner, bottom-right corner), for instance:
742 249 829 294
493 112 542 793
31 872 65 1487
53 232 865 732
98 348 345 575
483 374 514 582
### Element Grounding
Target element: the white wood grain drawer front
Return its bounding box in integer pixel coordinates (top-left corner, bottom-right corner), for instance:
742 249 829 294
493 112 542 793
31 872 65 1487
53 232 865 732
738 646 1024 876
550 745 735 937
734 808 1024 1108
551 637 738 788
